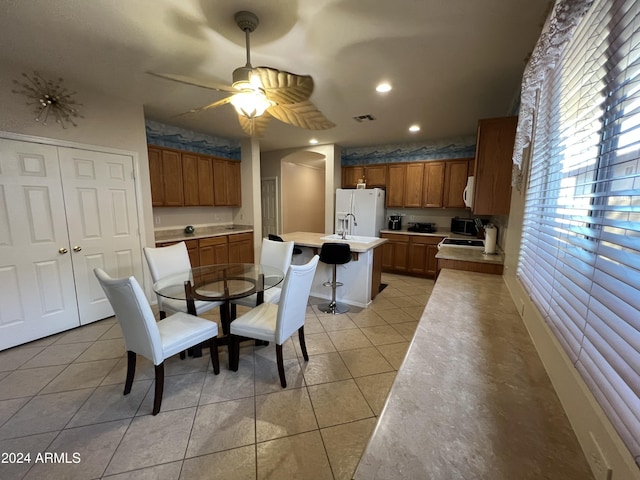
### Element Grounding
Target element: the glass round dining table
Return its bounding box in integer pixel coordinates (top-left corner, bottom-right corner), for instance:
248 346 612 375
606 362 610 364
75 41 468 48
153 263 284 337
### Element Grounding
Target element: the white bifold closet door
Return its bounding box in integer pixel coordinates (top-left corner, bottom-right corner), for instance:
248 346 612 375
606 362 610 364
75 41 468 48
0 138 143 350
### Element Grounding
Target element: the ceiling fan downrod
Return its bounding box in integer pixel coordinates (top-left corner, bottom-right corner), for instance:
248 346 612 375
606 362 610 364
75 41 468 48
232 11 259 87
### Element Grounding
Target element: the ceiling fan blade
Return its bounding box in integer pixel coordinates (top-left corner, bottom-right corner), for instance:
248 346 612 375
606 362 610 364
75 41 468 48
267 101 335 130
173 96 234 117
255 67 314 105
147 71 236 93
237 112 272 137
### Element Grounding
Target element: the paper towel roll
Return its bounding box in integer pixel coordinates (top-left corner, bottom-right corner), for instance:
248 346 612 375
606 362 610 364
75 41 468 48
484 224 497 254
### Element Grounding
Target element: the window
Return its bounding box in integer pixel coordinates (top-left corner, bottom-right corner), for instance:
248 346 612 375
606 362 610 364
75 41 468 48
518 0 640 465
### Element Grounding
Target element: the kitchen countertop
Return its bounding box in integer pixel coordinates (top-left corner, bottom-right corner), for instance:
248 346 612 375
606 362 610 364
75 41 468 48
435 245 505 265
279 231 387 253
354 269 593 480
154 224 254 243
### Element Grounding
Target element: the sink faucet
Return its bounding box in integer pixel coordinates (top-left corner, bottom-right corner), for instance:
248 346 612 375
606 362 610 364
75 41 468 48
342 213 357 239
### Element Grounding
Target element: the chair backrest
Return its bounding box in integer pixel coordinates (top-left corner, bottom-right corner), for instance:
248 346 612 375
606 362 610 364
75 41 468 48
260 238 294 276
143 242 191 282
268 234 284 242
275 255 320 344
94 268 163 365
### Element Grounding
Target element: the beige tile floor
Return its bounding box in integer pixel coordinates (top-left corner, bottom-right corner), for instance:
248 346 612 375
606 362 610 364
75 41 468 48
0 273 433 480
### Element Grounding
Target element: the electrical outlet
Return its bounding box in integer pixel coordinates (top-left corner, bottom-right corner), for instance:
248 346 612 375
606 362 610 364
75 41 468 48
154 216 160 225
587 432 613 480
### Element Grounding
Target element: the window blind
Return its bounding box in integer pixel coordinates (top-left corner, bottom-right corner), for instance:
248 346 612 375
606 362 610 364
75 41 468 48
517 0 640 465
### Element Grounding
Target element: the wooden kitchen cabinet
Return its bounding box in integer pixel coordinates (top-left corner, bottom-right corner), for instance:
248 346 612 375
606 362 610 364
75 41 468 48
199 236 229 266
443 159 471 208
213 158 242 207
404 163 424 207
228 232 254 263
342 164 387 188
472 116 517 215
182 153 214 206
422 161 445 207
148 146 184 207
382 233 444 278
381 233 410 273
386 164 406 207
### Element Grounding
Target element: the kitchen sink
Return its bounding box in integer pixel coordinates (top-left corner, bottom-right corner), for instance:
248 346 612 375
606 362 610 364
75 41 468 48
320 234 379 244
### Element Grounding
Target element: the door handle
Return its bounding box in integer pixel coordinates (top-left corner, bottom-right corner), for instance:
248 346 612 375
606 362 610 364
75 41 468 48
73 245 82 252
59 247 69 254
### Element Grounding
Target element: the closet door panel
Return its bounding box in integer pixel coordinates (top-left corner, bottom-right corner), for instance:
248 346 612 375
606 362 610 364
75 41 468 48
0 139 79 350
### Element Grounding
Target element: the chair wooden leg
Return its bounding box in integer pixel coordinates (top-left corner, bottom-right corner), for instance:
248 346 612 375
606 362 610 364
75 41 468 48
298 326 309 362
229 335 240 372
179 351 186 360
276 344 287 388
152 363 165 416
209 337 220 374
124 351 136 395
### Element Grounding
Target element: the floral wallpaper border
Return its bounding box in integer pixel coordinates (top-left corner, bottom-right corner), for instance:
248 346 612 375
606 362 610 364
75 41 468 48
145 120 241 160
341 136 476 165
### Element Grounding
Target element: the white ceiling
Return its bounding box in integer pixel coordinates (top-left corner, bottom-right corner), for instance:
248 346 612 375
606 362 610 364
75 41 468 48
0 0 552 152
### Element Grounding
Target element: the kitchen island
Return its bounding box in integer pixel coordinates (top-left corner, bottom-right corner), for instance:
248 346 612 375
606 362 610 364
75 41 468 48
280 232 387 308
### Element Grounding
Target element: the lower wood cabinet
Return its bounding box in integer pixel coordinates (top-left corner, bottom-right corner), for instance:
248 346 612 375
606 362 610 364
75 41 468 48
382 233 445 278
228 232 254 263
381 233 410 273
156 232 254 267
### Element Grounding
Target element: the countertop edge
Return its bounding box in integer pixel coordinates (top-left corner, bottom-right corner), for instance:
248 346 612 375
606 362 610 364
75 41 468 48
154 225 254 243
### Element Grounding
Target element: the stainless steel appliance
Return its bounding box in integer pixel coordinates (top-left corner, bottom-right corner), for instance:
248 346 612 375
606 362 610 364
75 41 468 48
407 222 437 233
388 215 402 230
450 217 477 236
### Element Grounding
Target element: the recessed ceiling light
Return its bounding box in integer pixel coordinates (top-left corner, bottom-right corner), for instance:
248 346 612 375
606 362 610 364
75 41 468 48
409 125 421 132
309 138 319 144
376 83 392 93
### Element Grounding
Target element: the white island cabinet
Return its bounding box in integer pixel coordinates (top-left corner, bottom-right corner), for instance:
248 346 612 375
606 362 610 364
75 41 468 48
279 232 387 308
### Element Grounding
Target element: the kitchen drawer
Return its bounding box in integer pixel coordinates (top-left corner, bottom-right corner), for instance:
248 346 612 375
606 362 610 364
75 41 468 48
380 233 410 243
410 235 445 245
199 236 228 247
228 232 253 243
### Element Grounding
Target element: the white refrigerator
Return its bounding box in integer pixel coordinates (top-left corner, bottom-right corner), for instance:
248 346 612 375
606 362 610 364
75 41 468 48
335 188 386 237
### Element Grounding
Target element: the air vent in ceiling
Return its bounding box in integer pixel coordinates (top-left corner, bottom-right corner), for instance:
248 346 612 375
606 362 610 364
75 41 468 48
353 114 376 122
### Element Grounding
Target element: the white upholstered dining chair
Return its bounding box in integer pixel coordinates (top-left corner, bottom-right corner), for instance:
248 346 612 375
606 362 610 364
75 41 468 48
229 255 320 387
94 268 220 415
230 238 294 315
143 242 223 318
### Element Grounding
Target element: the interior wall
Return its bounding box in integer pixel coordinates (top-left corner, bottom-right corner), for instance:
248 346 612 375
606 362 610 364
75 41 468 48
261 144 339 235
0 59 154 251
502 174 640 479
281 161 325 233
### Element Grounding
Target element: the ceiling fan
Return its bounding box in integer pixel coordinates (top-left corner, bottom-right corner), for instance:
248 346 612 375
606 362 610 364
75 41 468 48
149 11 335 137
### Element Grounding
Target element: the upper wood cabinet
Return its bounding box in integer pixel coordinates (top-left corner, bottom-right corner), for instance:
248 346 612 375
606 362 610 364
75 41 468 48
386 164 406 207
182 153 214 206
384 159 472 209
442 159 470 208
213 158 242 207
148 147 184 207
422 162 445 207
472 116 517 215
149 145 241 208
404 163 425 207
342 164 387 188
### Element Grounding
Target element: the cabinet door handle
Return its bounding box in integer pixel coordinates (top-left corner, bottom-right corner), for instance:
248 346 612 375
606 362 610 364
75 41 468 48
73 245 82 252
58 247 69 254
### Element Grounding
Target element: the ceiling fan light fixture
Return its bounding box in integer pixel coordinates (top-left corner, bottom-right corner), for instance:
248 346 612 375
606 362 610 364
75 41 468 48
230 90 273 118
